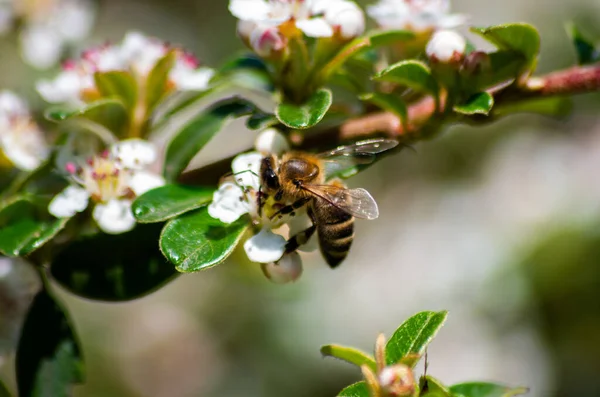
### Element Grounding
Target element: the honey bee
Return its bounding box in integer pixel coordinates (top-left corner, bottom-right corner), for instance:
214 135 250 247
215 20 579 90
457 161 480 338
259 138 399 268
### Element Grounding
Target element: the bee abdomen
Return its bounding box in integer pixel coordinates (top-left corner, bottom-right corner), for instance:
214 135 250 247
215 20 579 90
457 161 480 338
317 217 355 268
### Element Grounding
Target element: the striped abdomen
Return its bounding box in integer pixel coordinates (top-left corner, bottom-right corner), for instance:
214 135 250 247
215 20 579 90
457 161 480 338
311 198 355 268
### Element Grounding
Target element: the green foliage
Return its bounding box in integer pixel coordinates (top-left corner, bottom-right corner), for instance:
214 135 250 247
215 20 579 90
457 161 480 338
360 92 408 130
160 207 249 272
0 381 9 397
132 184 214 223
338 382 369 397
454 93 494 115
44 98 128 140
374 60 439 98
51 223 176 301
450 382 529 397
146 51 177 113
163 98 257 181
421 376 452 397
565 22 600 65
16 290 84 397
276 88 333 129
320 344 377 372
385 311 448 366
94 71 138 111
0 196 68 257
471 24 540 74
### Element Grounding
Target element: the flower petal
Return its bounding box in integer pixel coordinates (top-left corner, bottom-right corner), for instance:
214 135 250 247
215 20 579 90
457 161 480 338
0 121 49 171
20 26 64 69
231 152 263 190
229 0 272 21
296 17 334 38
254 128 290 155
261 251 303 284
48 185 90 218
325 1 365 39
36 70 84 104
129 171 166 196
207 182 251 224
169 66 214 91
92 199 136 234
111 139 157 170
244 228 286 263
0 91 28 116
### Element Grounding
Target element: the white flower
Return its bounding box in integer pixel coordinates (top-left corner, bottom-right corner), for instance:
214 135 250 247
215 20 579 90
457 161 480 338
244 227 287 263
230 0 364 42
208 128 308 267
367 0 466 32
36 31 214 105
425 29 466 63
0 0 96 69
261 251 303 283
48 139 165 234
0 91 49 171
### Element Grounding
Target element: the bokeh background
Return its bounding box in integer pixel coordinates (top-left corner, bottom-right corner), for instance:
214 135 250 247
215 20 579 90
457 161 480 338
2 0 600 396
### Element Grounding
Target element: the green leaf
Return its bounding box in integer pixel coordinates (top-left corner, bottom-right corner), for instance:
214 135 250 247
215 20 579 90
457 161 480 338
420 376 452 397
385 311 448 366
0 197 68 257
338 382 369 397
0 380 10 397
367 29 416 47
94 71 138 110
132 184 214 223
164 98 256 181
320 344 377 372
146 51 177 113
471 24 540 70
374 60 439 97
160 207 249 272
450 382 529 397
16 290 84 397
44 98 128 139
246 112 278 130
51 223 177 301
461 50 526 94
276 88 332 129
454 92 494 115
565 22 600 65
360 92 408 130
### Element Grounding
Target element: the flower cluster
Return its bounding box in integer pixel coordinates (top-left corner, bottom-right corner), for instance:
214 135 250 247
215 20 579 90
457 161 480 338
48 139 165 234
0 91 49 171
231 0 365 56
208 128 313 283
37 31 215 105
367 0 465 33
0 0 95 69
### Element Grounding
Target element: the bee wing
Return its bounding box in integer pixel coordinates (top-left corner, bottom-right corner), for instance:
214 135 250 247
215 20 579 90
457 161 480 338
319 139 399 179
319 138 399 158
301 184 380 220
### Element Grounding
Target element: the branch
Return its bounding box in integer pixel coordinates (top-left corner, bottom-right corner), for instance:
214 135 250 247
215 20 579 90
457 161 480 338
338 63 600 141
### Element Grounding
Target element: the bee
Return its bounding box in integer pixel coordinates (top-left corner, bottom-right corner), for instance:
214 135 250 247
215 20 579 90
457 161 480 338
259 138 399 268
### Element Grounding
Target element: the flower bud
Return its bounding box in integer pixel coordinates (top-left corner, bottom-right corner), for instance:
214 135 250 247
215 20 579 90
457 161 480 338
261 252 303 284
378 364 416 397
325 1 365 40
426 29 466 64
245 23 287 58
255 128 290 155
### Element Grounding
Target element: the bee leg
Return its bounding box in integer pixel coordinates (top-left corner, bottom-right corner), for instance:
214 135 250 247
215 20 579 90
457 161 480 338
285 225 317 254
270 197 311 220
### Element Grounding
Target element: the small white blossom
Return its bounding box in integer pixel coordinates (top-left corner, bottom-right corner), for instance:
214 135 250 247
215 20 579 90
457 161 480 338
261 251 303 284
36 31 214 105
0 91 49 171
0 0 96 69
244 227 287 263
367 0 466 32
48 139 165 234
230 0 365 54
208 128 306 267
426 29 466 63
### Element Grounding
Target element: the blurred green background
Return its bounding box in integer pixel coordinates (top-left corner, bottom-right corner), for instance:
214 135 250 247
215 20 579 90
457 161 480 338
2 0 600 396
